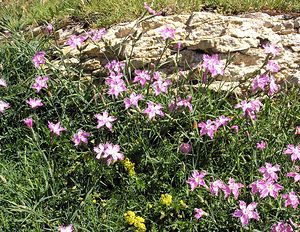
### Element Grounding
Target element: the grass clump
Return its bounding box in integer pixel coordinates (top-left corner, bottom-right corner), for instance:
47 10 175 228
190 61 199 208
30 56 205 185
0 0 300 29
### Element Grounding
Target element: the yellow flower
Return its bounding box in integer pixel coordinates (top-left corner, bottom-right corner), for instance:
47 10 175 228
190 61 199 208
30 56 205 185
135 221 146 232
124 211 136 225
135 216 145 223
124 211 146 231
122 158 136 176
160 194 172 206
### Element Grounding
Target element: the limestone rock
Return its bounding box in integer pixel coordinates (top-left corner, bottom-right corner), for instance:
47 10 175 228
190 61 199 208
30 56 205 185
81 43 102 58
285 70 300 86
32 26 44 36
206 81 242 95
82 59 101 71
294 18 300 29
61 46 80 56
214 35 252 53
51 11 300 89
291 46 300 52
186 81 242 95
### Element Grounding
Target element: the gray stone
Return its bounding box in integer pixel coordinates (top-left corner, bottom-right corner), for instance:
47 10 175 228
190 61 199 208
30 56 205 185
294 18 300 29
49 11 300 89
82 59 101 71
291 46 300 52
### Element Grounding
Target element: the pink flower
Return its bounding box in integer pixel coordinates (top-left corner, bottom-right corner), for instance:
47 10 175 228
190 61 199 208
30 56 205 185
88 28 106 42
282 191 299 209
107 79 127 98
32 51 46 68
235 99 262 120
283 144 300 162
46 23 53 34
168 101 177 112
105 60 125 74
66 35 87 49
59 224 74 232
286 172 300 182
103 144 124 165
124 92 143 109
0 78 7 87
259 163 280 181
266 60 280 73
231 125 239 133
257 179 283 199
249 179 265 195
95 111 116 131
228 178 244 199
94 143 124 165
144 2 161 15
48 121 66 136
143 101 164 120
94 143 108 159
179 143 192 154
251 74 270 92
271 221 293 232
160 27 176 40
153 71 161 80
152 78 172 96
72 130 90 146
268 76 280 96
263 43 280 56
210 180 230 198
215 115 231 128
186 170 208 190
202 54 225 77
105 72 124 85
232 201 260 227
198 120 217 139
26 98 43 109
194 208 205 219
133 70 151 86
250 179 284 198
0 100 10 113
23 118 33 128
32 76 49 92
176 42 182 50
295 126 300 135
169 96 193 112
257 141 267 150
176 95 193 112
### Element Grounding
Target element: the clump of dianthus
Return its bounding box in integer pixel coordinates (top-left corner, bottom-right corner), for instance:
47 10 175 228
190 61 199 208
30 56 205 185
124 211 146 232
160 194 172 206
122 158 136 176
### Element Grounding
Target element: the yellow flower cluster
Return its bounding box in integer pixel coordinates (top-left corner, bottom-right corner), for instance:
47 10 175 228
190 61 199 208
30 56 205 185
160 194 172 206
124 211 146 232
122 158 136 176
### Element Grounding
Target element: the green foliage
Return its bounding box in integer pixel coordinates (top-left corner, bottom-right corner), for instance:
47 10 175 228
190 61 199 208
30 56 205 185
1 0 300 29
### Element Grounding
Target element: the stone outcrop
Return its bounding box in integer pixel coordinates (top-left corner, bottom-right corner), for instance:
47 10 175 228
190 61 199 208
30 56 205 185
53 12 300 87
